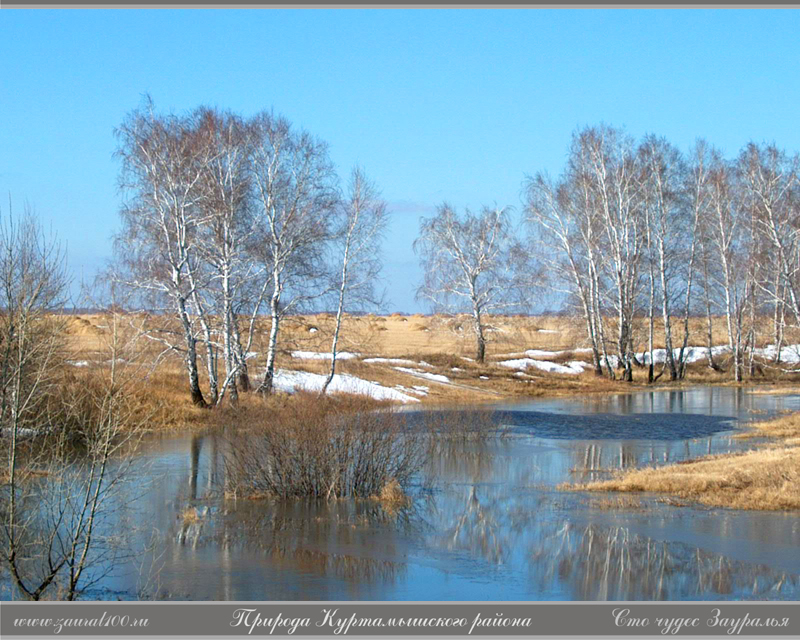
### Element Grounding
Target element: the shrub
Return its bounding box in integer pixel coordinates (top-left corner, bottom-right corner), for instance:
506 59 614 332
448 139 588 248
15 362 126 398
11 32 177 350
224 395 425 500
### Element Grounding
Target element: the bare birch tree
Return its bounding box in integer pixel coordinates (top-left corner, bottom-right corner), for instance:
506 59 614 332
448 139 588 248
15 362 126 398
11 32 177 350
321 168 387 395
574 126 645 382
414 204 524 362
193 108 261 405
702 152 752 381
114 100 215 406
639 135 694 381
248 112 338 394
525 173 606 375
738 143 800 335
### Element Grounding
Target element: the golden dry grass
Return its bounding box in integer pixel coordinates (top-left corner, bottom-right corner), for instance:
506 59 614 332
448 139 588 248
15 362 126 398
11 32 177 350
567 411 800 511
59 311 800 413
181 507 202 525
377 478 411 509
736 411 800 443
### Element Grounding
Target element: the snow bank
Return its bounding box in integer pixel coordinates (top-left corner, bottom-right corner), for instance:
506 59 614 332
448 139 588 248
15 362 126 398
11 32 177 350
565 360 590 372
635 343 800 366
498 358 587 375
393 384 429 397
637 345 718 365
291 351 359 360
272 369 419 403
754 344 800 363
393 367 450 383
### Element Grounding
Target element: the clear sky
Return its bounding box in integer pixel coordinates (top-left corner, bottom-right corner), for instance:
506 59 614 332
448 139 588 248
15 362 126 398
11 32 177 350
2 9 800 312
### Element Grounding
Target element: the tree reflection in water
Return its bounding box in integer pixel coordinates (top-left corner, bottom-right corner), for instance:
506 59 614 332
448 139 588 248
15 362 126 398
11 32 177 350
530 522 799 600
169 493 429 591
441 486 510 565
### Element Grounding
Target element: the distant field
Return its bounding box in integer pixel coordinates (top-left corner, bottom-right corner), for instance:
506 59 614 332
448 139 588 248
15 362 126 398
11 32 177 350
59 312 800 418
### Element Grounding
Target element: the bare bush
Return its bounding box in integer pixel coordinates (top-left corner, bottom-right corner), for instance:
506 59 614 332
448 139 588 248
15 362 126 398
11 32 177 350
0 211 148 600
223 397 425 499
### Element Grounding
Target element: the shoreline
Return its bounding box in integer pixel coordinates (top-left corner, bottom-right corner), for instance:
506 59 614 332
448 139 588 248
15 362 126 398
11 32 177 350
563 410 800 511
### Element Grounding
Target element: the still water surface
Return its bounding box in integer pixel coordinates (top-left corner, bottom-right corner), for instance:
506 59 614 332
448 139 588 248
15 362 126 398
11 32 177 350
100 387 800 601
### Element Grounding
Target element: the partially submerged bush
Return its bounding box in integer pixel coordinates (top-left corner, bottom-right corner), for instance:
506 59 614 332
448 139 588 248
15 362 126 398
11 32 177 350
224 395 425 500
421 409 509 441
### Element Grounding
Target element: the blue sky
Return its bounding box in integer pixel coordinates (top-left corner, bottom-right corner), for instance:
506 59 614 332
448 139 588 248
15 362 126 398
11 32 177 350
2 9 800 312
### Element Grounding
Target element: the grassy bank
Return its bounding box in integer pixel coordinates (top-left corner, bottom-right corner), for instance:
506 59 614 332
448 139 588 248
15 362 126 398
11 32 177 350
565 412 800 511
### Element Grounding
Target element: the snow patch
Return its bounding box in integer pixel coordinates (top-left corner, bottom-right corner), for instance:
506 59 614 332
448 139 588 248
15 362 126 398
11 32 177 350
524 348 593 359
393 384 429 397
636 345 726 366
393 367 450 383
754 344 800 364
272 369 419 403
565 360 590 372
498 358 586 375
67 360 90 367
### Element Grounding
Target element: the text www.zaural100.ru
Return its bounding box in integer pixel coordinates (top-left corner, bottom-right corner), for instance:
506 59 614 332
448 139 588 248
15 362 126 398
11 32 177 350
12 612 150 635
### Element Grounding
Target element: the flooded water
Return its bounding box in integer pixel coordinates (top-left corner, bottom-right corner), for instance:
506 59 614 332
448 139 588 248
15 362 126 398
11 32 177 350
19 387 800 600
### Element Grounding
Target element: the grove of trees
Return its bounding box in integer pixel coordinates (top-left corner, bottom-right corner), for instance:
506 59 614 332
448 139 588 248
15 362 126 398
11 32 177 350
112 100 800 401
525 125 800 383
113 99 386 406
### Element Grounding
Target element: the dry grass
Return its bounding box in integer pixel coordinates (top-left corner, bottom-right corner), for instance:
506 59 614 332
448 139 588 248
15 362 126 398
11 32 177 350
376 478 410 509
181 507 202 525
58 311 800 418
566 411 800 511
735 411 800 442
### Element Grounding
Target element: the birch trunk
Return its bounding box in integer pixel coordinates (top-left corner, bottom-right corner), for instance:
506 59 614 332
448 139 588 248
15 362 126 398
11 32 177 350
322 250 349 395
258 283 281 395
